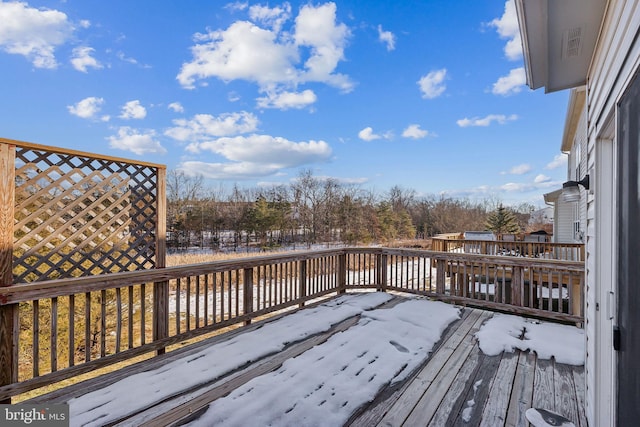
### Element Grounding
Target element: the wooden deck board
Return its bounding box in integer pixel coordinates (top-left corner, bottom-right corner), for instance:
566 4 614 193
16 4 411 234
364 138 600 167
573 367 588 427
505 351 536 427
554 362 579 424
399 311 491 426
427 342 482 427
479 351 519 427
447 351 502 426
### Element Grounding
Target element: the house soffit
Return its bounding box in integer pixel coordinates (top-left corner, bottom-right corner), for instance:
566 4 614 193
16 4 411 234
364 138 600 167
516 0 607 93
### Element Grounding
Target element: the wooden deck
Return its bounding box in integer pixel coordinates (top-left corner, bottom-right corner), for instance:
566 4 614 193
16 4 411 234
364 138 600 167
26 297 586 427
349 307 586 427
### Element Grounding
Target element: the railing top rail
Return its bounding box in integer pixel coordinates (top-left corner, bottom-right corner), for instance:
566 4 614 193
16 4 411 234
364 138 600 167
0 248 346 304
0 137 166 170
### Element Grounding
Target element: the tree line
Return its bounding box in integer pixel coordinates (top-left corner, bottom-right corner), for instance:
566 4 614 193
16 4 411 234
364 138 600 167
166 169 539 251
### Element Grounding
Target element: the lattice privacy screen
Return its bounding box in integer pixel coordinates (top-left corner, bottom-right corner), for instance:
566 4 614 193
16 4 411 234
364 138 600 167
12 145 163 283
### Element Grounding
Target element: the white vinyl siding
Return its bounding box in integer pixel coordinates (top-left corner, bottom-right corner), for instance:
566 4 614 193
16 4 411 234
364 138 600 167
584 1 640 424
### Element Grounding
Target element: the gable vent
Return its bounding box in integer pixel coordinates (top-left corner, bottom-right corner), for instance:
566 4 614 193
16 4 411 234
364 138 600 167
562 27 583 59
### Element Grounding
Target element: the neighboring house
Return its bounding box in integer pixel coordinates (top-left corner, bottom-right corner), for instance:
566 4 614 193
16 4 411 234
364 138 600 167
544 89 588 244
516 0 640 425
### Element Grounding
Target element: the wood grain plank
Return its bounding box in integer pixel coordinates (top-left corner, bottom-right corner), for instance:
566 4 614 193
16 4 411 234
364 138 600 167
554 362 579 424
448 352 503 426
400 311 491 426
479 351 519 427
533 358 555 412
505 351 536 427
427 343 483 427
572 366 587 427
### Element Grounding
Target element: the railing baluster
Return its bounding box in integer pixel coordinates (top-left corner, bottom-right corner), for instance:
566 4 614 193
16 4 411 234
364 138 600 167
32 300 39 378
84 292 90 363
116 288 122 353
68 294 75 367
128 286 134 349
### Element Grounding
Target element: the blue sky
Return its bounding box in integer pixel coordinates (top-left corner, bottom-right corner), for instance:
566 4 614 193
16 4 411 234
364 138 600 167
0 0 569 206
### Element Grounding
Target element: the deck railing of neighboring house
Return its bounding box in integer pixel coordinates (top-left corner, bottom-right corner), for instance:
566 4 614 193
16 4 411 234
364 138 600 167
0 247 584 402
431 236 585 261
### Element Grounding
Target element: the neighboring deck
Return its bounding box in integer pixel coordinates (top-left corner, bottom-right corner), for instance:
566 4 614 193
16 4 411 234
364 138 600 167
27 297 586 427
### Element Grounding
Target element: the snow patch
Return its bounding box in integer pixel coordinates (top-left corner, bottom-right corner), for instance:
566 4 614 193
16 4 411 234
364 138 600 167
185 299 461 426
68 292 393 427
475 314 584 365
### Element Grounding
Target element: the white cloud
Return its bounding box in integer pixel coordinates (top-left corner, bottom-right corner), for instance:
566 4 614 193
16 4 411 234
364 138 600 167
500 178 559 193
116 51 150 68
190 134 331 165
402 124 429 139
534 174 551 183
79 19 91 29
225 2 248 12
107 127 166 155
177 3 352 93
0 1 74 68
256 89 317 109
508 163 531 175
294 3 352 89
165 111 259 141
249 3 291 32
168 102 184 113
119 100 147 120
179 134 332 180
71 46 102 73
456 114 518 127
492 67 526 96
545 153 568 170
358 127 381 141
67 97 105 119
418 69 447 99
489 0 522 60
377 25 395 51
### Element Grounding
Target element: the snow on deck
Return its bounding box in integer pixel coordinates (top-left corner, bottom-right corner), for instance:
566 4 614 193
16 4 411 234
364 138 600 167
185 299 460 426
56 293 585 427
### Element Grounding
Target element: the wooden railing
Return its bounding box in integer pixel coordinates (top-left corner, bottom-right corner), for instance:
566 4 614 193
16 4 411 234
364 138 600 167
0 247 584 401
431 237 585 261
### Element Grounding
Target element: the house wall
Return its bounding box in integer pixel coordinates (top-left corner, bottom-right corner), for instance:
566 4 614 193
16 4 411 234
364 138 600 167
584 1 640 425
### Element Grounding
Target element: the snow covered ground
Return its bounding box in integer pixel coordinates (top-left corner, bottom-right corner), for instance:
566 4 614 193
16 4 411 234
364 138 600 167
67 293 585 426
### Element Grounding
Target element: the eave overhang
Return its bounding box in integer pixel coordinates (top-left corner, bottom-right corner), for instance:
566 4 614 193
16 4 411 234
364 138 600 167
561 87 586 152
515 0 607 93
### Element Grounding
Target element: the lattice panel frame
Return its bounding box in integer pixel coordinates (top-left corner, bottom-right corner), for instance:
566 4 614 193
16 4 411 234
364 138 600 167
12 146 162 283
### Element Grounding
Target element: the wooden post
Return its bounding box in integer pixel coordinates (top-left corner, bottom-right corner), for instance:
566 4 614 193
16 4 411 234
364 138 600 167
298 260 307 308
436 259 446 295
511 266 523 307
375 253 387 292
0 143 16 403
337 253 346 294
243 268 254 325
153 167 168 355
